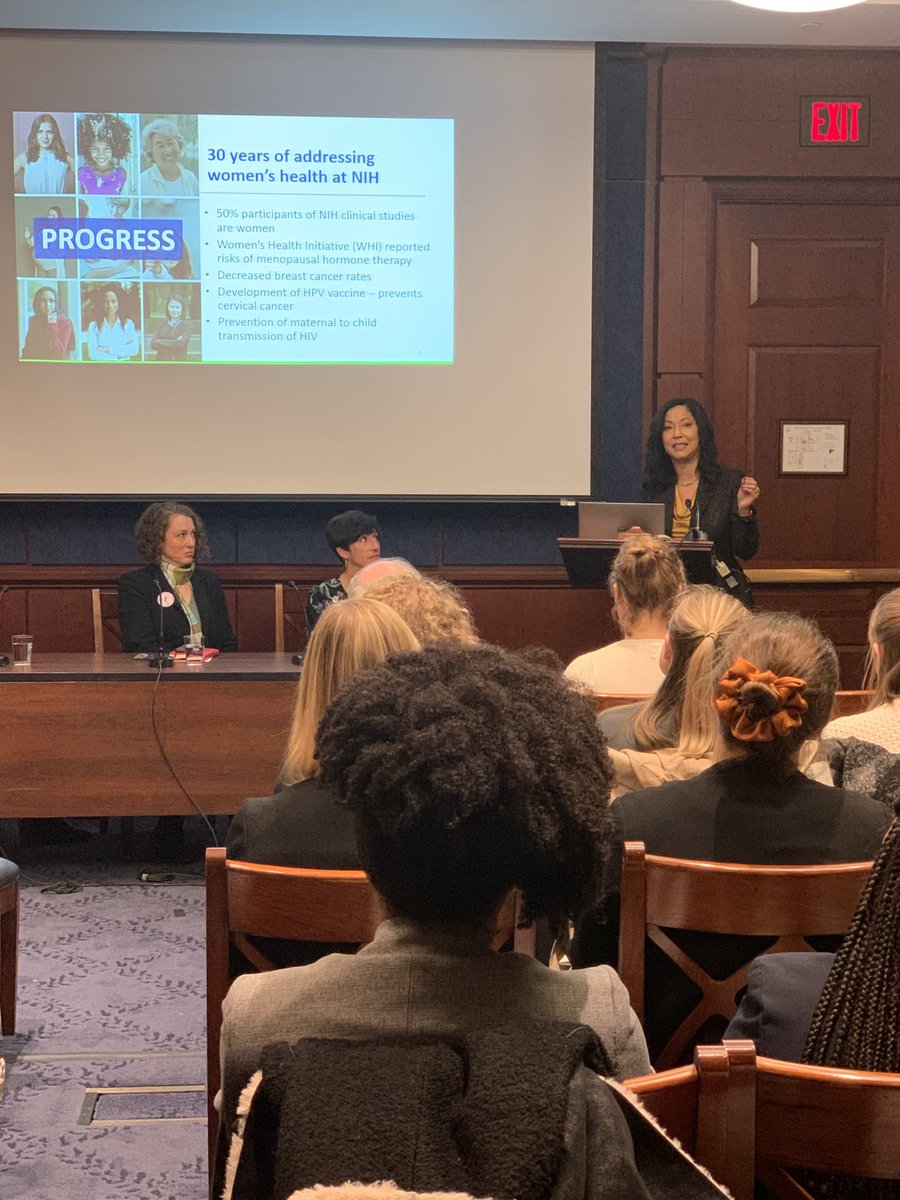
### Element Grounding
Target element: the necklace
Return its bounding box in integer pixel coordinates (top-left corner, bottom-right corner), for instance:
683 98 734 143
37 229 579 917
676 477 698 489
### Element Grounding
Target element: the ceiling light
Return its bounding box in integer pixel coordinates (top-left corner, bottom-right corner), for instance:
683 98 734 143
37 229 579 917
730 0 868 11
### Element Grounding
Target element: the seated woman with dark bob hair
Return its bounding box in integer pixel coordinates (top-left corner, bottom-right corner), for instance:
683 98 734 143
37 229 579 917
117 501 237 654
219 643 652 1143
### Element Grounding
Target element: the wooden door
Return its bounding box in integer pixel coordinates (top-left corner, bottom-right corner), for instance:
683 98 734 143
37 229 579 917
712 191 900 567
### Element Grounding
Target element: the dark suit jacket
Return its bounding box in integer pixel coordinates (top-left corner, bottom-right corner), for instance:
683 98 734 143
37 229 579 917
571 758 887 1059
117 563 238 654
645 466 758 603
226 777 357 869
226 777 359 969
724 951 834 1062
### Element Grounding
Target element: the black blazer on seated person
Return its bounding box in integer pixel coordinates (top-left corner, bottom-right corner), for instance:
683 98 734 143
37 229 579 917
117 563 238 654
724 951 834 1062
226 777 358 869
225 777 360 968
571 757 887 1061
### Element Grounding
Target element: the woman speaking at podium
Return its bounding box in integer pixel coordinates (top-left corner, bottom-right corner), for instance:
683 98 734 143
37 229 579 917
117 501 238 655
643 398 760 607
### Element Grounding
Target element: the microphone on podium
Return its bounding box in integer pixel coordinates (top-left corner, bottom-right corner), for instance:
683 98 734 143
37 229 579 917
0 586 10 666
683 497 708 542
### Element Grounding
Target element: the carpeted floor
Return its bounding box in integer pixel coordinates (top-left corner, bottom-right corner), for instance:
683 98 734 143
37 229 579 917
0 820 214 1199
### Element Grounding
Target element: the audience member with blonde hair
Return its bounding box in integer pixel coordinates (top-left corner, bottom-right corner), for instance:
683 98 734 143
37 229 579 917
822 586 900 751
227 597 420 867
573 611 888 1059
566 533 686 695
599 584 748 794
362 572 478 646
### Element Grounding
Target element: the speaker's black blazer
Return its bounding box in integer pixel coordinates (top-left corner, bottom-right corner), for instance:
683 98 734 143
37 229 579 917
645 466 758 604
117 563 238 654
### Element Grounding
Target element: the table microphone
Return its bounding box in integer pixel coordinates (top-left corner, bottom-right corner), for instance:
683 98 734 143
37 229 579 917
0 586 10 666
148 578 174 668
285 580 305 666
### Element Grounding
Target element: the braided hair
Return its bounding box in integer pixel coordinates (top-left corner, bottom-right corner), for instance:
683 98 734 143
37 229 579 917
315 643 614 934
803 805 900 1070
799 802 900 1199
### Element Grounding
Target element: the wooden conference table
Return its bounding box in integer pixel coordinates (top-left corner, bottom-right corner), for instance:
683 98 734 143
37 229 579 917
0 654 299 818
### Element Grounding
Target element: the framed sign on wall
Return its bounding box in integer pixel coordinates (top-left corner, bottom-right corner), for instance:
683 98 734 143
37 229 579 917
779 420 848 476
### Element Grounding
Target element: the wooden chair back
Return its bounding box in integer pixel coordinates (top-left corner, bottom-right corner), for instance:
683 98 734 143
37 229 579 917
830 689 874 720
756 1056 900 1193
618 842 871 1069
273 581 307 655
205 847 382 1165
0 860 19 1036
90 587 122 653
626 1040 756 1200
632 1044 900 1197
205 847 534 1170
593 692 652 714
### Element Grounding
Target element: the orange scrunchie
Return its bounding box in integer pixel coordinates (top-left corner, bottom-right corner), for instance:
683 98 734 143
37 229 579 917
715 657 808 742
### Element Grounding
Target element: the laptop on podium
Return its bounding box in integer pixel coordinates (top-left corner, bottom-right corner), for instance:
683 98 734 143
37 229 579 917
577 502 666 539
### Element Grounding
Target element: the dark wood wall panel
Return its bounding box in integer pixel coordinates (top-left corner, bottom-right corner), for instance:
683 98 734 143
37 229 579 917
749 346 879 563
750 238 884 308
660 52 900 179
656 179 709 374
652 48 900 575
0 568 614 668
231 587 278 655
26 587 95 652
657 374 706 407
711 195 897 566
0 567 880 690
462 586 612 666
753 583 877 689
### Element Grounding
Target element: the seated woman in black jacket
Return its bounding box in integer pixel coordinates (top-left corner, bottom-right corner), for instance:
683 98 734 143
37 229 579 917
227 596 419 869
573 611 888 1062
117 500 237 654
225 596 420 966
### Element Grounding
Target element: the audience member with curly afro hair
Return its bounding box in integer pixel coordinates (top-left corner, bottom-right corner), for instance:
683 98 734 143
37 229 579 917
220 643 651 1145
316 642 613 934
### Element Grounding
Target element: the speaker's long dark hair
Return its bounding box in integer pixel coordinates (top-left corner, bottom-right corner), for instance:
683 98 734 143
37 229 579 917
642 397 722 495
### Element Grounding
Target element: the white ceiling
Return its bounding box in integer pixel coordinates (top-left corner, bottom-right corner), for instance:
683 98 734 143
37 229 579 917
4 0 900 49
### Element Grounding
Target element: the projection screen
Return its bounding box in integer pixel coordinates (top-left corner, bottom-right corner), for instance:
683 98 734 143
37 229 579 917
1 34 596 498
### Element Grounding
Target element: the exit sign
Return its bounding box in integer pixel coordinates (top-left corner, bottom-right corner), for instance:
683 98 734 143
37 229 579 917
800 96 870 146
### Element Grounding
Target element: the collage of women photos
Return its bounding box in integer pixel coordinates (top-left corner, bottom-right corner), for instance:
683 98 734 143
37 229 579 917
15 111 202 363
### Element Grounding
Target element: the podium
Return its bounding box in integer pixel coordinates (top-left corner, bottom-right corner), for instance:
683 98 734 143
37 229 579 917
557 537 716 589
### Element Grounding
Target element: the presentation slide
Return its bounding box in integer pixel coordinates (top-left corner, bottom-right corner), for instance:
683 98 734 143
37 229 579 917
15 112 453 364
0 35 595 498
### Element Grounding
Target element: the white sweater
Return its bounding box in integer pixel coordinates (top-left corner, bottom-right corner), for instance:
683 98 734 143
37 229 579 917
822 698 900 752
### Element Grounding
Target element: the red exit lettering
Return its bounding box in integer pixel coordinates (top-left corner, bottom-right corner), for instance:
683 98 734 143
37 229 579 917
810 100 862 143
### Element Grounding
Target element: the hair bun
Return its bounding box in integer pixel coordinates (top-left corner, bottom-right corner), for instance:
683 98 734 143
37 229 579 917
738 678 783 721
716 657 808 743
